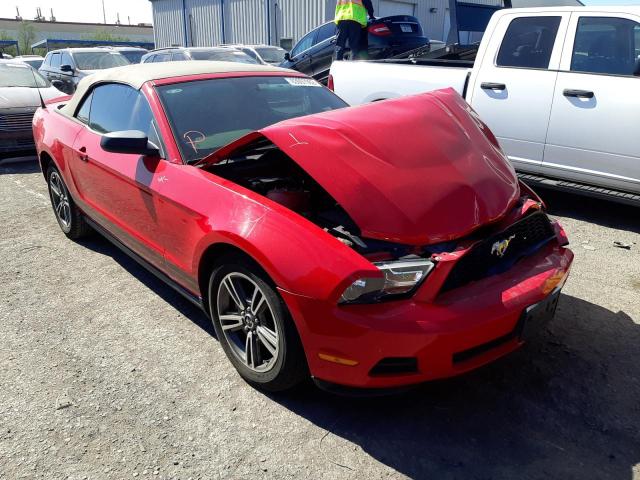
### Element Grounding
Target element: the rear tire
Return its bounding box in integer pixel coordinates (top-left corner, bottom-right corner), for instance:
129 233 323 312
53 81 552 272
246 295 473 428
208 255 308 392
47 165 91 240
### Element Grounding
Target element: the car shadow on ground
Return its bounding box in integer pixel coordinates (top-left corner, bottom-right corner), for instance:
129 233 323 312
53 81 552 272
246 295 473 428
270 294 640 479
538 187 640 235
59 172 638 478
76 235 216 338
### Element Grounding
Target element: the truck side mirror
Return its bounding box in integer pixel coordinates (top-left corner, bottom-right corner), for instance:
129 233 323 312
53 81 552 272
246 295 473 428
60 64 73 73
284 52 291 61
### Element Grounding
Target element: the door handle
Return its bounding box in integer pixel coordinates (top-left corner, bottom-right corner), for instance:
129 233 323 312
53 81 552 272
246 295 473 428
481 82 506 91
563 89 594 99
78 146 89 162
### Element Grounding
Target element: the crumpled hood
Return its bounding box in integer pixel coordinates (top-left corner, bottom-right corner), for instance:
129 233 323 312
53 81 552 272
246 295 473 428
207 88 520 245
0 86 63 108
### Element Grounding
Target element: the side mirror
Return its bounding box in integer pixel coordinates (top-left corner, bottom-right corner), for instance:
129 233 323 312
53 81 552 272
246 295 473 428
60 64 73 73
284 52 291 61
100 130 160 156
634 57 640 77
51 79 64 90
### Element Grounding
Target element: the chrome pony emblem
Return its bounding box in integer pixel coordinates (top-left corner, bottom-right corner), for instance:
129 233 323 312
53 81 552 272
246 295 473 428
491 235 516 258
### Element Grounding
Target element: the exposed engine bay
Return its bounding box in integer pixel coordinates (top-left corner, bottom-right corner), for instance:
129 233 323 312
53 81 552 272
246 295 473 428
205 140 422 261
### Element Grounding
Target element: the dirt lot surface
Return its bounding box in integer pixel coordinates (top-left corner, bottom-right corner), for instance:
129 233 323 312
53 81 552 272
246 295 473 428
1 159 639 480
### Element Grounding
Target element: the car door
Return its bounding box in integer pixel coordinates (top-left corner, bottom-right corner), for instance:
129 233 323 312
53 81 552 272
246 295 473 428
69 83 167 269
543 13 640 193
47 52 62 86
288 29 317 75
310 22 338 82
467 13 570 173
59 51 76 94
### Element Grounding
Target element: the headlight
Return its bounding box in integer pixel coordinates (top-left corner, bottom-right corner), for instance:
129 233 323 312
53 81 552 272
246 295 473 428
340 257 435 304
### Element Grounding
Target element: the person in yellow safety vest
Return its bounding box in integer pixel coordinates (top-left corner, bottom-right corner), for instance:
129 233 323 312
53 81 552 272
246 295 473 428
334 0 375 61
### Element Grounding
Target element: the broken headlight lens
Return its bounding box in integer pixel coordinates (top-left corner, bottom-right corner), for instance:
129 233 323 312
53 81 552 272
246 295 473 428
339 258 435 304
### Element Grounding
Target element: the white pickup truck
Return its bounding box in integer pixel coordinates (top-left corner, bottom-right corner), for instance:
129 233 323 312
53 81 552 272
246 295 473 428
330 7 640 205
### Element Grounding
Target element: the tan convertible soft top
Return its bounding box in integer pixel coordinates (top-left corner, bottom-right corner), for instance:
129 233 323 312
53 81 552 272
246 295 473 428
60 61 292 116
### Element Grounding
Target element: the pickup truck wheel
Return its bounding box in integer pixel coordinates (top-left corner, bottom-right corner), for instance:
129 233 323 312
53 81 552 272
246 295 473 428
47 166 91 239
208 256 308 392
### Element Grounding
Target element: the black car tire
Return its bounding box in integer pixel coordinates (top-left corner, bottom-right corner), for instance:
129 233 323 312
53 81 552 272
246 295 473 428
208 255 308 392
46 165 91 239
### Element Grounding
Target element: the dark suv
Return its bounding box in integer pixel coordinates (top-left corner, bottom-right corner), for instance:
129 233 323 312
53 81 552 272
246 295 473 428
280 16 429 84
39 48 129 94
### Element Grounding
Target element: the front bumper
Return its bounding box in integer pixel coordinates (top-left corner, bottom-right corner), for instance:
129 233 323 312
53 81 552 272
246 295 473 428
280 243 573 389
0 130 35 155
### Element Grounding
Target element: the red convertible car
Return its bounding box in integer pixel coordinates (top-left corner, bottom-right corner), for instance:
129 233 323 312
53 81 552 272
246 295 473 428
33 62 573 392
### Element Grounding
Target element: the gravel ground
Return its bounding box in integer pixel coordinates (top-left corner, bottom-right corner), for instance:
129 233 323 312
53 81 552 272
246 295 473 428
1 158 639 480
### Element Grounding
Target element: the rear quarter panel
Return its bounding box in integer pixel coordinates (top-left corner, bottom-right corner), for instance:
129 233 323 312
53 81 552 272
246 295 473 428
33 105 83 189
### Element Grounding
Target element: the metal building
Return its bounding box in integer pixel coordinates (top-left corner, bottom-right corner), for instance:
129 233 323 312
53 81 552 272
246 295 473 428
149 0 499 50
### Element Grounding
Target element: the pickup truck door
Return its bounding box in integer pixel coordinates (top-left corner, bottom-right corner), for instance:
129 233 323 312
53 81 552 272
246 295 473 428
543 12 640 193
466 13 570 173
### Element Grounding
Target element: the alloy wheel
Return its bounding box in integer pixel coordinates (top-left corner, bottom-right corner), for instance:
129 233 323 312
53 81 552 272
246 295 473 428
216 272 280 373
49 171 71 229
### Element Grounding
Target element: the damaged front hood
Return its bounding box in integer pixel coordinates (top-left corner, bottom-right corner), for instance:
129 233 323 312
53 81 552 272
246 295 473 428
206 88 519 245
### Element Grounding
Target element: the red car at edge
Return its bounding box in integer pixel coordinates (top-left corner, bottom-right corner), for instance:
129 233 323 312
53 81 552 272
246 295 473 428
33 61 574 392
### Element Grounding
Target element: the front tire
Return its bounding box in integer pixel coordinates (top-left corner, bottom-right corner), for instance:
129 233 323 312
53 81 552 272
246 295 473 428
208 256 308 392
47 165 91 239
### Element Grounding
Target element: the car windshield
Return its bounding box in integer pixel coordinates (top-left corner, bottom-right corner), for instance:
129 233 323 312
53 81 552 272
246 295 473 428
157 76 348 163
189 49 258 64
119 50 146 64
72 51 129 70
255 47 287 63
0 63 49 88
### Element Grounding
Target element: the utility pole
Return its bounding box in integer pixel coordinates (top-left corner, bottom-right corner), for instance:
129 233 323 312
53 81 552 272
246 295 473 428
102 0 107 24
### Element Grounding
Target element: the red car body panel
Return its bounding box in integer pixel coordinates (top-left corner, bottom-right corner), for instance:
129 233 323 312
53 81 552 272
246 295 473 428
203 88 521 245
33 71 574 389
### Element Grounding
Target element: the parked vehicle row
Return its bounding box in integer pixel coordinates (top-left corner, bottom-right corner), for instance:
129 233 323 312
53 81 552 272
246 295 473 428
141 46 258 65
329 6 640 206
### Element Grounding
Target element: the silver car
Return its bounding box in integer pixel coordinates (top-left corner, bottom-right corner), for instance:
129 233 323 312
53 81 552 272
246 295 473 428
0 60 63 159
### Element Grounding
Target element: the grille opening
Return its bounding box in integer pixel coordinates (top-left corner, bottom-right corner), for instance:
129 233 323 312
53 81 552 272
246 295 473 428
369 357 418 376
0 111 36 132
441 211 556 294
452 330 518 364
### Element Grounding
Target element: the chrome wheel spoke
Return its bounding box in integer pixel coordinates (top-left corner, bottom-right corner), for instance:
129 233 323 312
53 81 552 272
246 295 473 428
223 277 246 310
245 331 261 369
256 325 278 356
250 287 266 316
219 314 244 332
50 181 62 198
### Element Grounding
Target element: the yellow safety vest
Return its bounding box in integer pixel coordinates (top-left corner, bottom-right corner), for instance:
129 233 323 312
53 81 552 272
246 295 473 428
334 0 368 27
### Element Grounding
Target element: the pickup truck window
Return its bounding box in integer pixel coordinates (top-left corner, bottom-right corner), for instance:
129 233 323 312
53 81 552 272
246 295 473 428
571 17 640 76
50 53 61 69
497 16 561 69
